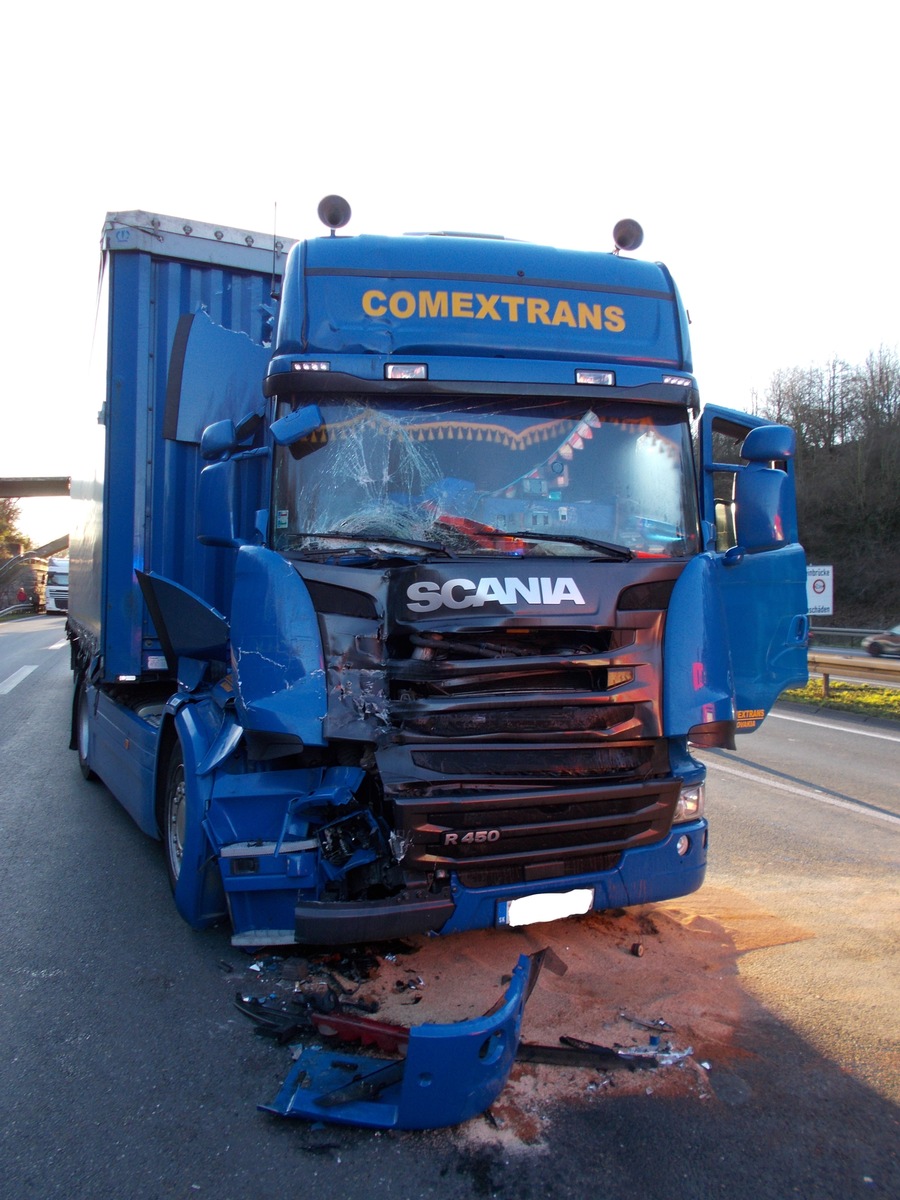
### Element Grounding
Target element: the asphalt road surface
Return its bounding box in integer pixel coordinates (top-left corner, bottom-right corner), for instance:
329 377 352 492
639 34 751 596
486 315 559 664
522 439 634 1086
1 615 898 1200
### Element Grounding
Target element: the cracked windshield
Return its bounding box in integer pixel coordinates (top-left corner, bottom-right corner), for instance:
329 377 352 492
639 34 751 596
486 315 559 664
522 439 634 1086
272 395 700 559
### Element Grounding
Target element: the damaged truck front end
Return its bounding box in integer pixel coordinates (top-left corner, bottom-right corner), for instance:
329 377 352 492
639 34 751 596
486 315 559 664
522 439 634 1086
147 388 714 945
68 206 808 948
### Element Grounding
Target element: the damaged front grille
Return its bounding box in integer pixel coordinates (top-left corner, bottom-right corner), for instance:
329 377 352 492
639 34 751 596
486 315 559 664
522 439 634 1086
391 777 681 886
410 743 657 779
387 625 652 746
389 627 629 700
399 703 636 739
376 619 674 882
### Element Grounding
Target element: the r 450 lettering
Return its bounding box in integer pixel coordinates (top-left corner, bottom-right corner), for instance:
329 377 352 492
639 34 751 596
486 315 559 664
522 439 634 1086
442 829 501 847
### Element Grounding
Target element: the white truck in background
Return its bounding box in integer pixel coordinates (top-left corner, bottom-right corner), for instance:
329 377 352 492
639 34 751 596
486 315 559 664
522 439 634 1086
45 555 69 613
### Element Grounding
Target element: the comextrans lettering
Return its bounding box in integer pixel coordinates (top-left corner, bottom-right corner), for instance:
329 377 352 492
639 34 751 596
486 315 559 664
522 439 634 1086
362 289 626 332
407 577 587 613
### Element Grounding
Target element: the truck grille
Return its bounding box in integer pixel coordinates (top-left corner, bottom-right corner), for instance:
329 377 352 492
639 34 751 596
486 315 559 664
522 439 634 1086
389 627 626 699
391 777 681 886
399 703 635 739
377 621 673 880
387 626 656 740
410 743 657 778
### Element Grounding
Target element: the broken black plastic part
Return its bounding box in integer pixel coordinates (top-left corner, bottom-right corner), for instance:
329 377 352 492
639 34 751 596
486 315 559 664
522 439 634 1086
516 1043 623 1068
517 1042 656 1070
234 994 315 1044
619 1011 675 1032
560 1035 659 1069
295 895 455 945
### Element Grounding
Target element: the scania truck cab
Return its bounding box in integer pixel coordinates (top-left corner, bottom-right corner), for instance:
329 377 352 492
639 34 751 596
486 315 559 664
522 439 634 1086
68 201 807 944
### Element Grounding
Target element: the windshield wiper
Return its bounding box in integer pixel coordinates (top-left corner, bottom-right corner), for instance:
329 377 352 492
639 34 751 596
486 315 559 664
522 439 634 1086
505 531 634 561
292 531 455 559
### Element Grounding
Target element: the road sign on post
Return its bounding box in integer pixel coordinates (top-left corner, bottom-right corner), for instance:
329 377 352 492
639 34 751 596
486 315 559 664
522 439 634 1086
807 565 833 616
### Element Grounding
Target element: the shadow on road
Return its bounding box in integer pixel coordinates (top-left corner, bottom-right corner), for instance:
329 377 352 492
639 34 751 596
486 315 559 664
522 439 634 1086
1 674 897 1199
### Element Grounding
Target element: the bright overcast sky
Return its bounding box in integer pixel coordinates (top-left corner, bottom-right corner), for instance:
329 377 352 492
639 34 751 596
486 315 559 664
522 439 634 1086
2 0 896 545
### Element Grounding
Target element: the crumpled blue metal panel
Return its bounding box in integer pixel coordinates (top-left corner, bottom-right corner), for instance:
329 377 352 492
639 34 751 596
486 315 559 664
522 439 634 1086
260 953 540 1129
230 546 328 745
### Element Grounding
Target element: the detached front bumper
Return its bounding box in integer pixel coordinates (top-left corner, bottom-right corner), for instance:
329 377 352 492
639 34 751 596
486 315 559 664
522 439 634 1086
261 952 541 1130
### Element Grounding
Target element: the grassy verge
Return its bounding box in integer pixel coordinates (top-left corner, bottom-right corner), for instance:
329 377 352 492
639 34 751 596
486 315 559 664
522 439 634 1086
781 679 900 722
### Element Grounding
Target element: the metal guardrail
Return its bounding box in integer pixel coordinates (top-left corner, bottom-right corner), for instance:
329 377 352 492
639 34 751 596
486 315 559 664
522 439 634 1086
809 626 880 650
810 627 878 637
807 651 900 692
0 603 34 618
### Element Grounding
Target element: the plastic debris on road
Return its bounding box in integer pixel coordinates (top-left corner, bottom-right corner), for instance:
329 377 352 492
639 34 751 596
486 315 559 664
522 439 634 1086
258 952 544 1130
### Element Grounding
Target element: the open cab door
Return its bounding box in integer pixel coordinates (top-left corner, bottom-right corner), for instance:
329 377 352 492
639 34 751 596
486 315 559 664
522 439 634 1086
698 405 809 731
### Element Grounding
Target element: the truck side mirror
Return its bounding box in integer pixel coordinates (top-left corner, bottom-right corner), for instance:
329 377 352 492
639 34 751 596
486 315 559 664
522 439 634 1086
733 423 798 552
740 424 795 463
198 453 267 547
270 404 324 446
200 419 239 461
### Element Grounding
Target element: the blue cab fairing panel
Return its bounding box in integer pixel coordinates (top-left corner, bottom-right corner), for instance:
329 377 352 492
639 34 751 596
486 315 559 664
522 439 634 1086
272 235 691 373
696 404 809 730
229 547 328 745
261 953 540 1130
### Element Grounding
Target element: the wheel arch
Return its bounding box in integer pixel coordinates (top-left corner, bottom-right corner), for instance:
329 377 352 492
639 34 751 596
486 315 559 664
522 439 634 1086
154 713 181 838
156 703 228 929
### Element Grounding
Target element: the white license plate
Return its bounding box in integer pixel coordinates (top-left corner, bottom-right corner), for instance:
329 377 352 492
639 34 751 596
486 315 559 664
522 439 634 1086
498 888 594 928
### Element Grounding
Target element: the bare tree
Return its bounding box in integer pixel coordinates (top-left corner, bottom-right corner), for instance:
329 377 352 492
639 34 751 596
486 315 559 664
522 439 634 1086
759 347 900 625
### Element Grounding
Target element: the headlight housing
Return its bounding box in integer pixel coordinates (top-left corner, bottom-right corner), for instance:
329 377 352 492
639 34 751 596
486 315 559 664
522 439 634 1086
673 782 705 824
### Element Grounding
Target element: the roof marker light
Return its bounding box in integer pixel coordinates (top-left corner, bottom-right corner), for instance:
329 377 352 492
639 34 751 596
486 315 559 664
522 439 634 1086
385 363 428 380
576 370 615 386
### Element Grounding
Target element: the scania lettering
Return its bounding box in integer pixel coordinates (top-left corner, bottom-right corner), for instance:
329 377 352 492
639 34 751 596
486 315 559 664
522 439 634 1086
406 576 587 612
67 199 807 946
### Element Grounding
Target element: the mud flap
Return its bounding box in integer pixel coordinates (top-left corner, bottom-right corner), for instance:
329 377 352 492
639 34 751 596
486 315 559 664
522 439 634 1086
260 952 542 1130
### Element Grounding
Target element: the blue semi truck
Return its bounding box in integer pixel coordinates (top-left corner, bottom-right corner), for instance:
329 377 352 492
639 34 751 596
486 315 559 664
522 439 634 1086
68 201 808 946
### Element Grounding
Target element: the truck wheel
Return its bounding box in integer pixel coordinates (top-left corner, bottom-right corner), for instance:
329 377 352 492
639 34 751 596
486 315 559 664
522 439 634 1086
75 679 97 781
163 742 187 890
160 738 226 927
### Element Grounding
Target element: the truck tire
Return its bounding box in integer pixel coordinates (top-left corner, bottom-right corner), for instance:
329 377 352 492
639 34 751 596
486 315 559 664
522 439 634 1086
75 679 97 781
162 741 187 890
160 738 226 927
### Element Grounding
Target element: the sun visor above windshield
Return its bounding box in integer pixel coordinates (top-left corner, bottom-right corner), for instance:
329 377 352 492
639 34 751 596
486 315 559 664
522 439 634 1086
270 236 688 369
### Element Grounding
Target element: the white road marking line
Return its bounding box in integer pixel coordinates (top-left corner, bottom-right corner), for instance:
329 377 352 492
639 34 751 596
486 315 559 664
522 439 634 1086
706 758 900 828
771 710 900 743
0 665 39 695
47 639 68 650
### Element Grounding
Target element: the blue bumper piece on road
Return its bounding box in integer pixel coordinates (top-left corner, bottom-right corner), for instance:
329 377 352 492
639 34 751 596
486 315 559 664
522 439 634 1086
260 953 541 1129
